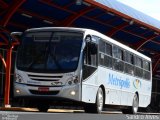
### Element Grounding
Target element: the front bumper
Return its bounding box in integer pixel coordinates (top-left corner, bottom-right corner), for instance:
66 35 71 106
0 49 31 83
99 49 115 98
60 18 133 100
14 83 81 102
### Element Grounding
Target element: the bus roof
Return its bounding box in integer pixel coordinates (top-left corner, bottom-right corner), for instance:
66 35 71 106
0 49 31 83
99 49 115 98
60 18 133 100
26 27 151 61
26 27 87 33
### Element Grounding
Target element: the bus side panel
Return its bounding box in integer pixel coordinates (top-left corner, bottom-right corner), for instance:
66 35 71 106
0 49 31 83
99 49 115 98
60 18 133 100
82 71 99 103
138 80 152 107
120 76 151 107
98 66 151 107
98 67 121 105
81 67 151 107
121 91 134 106
120 74 135 106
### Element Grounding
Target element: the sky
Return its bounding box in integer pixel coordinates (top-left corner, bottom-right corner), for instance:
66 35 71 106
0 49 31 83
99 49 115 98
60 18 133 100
117 0 160 21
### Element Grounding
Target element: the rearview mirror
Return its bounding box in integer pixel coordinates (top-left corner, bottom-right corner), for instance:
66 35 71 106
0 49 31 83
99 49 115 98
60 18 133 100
11 32 22 42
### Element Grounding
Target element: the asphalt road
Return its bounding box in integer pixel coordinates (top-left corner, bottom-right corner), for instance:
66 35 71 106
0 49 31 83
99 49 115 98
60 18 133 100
0 110 160 120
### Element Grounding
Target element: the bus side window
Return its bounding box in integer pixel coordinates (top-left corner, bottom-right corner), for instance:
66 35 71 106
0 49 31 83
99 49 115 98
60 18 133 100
84 35 98 67
84 42 98 67
112 46 124 72
124 52 134 75
134 57 143 78
83 36 98 80
143 60 151 80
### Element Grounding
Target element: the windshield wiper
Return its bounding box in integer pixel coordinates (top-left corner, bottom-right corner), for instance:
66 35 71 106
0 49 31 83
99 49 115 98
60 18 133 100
49 52 62 70
46 32 62 70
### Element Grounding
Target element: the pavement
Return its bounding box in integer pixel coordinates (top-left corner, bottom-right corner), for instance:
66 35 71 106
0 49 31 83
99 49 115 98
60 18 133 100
0 108 160 120
2 107 159 115
1 111 160 120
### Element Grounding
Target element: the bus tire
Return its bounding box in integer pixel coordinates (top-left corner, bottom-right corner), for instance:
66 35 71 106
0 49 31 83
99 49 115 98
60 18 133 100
122 94 139 114
84 87 104 113
132 93 139 114
95 87 104 113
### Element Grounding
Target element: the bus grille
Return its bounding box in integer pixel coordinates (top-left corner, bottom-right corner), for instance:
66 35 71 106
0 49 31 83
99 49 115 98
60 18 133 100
29 90 59 95
26 72 63 81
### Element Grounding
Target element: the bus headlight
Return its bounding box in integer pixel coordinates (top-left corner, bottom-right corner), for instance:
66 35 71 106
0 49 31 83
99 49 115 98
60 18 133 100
70 90 76 96
15 74 24 83
66 76 79 85
16 89 20 93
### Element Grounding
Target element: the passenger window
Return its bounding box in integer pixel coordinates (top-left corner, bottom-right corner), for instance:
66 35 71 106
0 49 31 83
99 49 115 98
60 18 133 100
99 40 105 53
98 40 112 68
84 36 98 67
143 60 150 71
105 43 112 56
124 52 134 75
113 46 123 60
83 36 98 80
125 52 134 64
135 57 143 68
112 46 124 72
134 57 143 78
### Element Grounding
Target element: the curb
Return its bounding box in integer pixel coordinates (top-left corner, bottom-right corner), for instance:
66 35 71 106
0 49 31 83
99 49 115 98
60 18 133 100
0 107 83 113
0 107 38 112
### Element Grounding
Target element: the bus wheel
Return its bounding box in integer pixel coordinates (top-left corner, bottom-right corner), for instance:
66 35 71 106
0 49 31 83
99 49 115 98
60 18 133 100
37 104 49 112
95 87 104 113
132 93 139 114
122 94 139 114
84 87 104 113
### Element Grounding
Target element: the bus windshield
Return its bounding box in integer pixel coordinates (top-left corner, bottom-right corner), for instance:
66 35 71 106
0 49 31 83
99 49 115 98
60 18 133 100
16 31 83 73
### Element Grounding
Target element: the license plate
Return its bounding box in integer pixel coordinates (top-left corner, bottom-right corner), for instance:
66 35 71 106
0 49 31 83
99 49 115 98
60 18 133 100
38 87 49 92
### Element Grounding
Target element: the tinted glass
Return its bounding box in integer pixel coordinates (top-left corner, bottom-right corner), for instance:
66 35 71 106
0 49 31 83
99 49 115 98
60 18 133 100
17 31 83 72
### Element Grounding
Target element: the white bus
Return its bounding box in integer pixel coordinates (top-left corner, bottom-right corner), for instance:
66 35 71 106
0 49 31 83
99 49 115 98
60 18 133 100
14 27 152 114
